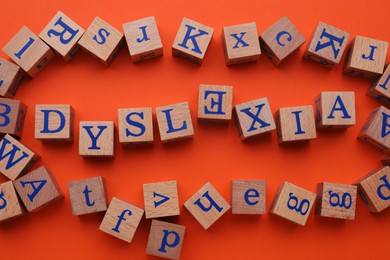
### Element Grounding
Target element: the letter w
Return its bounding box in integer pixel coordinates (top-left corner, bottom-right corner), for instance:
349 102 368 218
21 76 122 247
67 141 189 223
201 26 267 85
0 138 29 170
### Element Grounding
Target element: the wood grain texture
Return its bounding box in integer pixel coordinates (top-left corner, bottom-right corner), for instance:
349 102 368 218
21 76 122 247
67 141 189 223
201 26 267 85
0 181 25 222
0 58 23 98
0 97 27 137
198 84 233 121
232 180 266 215
79 121 115 156
367 64 390 107
118 107 153 144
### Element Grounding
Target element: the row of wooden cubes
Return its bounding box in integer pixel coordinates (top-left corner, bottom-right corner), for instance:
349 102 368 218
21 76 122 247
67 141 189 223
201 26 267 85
1 11 388 85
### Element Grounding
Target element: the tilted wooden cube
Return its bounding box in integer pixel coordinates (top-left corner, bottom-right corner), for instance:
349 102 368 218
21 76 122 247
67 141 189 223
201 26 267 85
315 92 356 128
232 180 266 215
0 181 25 222
367 64 390 107
222 22 261 65
172 17 214 64
2 26 55 78
0 97 27 137
79 121 115 156
39 11 85 62
0 58 23 98
304 22 350 68
123 16 163 62
198 84 233 121
344 36 388 78
118 107 153 144
259 16 305 66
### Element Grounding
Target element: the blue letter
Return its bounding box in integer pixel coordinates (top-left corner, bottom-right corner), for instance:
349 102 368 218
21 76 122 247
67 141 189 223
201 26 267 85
153 192 170 208
82 125 107 150
244 189 260 206
125 112 146 137
194 191 223 213
20 179 47 202
161 108 187 134
40 109 66 134
292 111 305 135
276 31 292 47
230 32 249 48
136 26 150 43
0 191 7 210
377 175 390 200
240 104 271 132
362 45 377 61
0 137 29 170
0 103 11 127
112 209 132 233
178 25 209 55
83 185 95 207
158 230 180 253
314 29 345 59
47 17 80 44
204 91 226 115
0 80 3 88
381 112 390 138
14 37 35 59
379 74 390 90
327 96 351 119
93 28 110 45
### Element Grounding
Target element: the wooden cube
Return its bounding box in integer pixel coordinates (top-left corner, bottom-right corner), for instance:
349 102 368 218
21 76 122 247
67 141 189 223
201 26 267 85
304 22 350 67
222 22 261 65
123 16 163 63
2 26 55 78
358 106 390 152
367 64 390 107
156 102 194 143
0 58 23 98
78 17 124 66
68 176 108 216
344 36 388 78
316 182 357 220
0 181 24 222
270 182 316 226
234 97 276 140
0 97 27 137
39 11 85 62
198 84 233 121
315 92 356 128
35 104 74 141
13 166 63 212
184 182 230 230
0 134 39 181
355 166 390 212
118 107 153 144
146 220 185 260
276 106 316 143
99 197 144 243
172 17 214 64
259 16 305 66
79 121 114 156
231 180 266 215
143 180 180 219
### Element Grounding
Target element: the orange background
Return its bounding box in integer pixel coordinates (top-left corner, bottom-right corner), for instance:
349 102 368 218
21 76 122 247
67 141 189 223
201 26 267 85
0 0 389 259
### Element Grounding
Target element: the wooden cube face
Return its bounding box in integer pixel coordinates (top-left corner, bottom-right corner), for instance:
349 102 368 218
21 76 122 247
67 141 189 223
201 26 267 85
184 182 230 230
0 97 27 137
13 166 63 212
316 182 357 220
156 102 194 142
235 97 276 140
198 84 233 121
344 36 388 78
315 92 356 128
276 106 316 143
2 26 54 78
39 11 85 62
367 64 390 107
0 181 24 222
143 180 180 219
222 22 261 65
123 16 163 63
118 108 153 144
35 104 74 141
146 220 185 260
304 22 350 67
358 106 390 152
68 176 108 216
99 197 144 243
0 134 39 181
356 166 390 213
232 180 266 215
172 17 214 64
270 182 316 226
259 16 305 66
0 58 23 98
78 17 124 66
79 121 114 156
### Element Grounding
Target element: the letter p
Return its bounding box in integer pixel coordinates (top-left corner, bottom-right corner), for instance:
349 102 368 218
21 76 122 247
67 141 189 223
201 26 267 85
158 230 181 253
